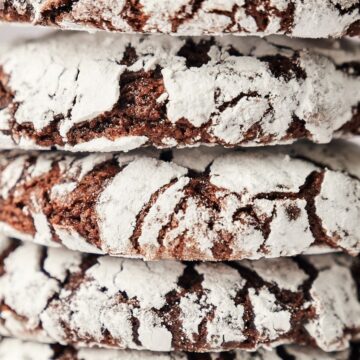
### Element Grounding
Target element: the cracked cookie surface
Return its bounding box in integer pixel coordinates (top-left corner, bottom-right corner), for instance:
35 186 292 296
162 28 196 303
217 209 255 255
0 33 360 152
0 140 360 260
0 0 359 37
0 338 358 360
0 236 360 352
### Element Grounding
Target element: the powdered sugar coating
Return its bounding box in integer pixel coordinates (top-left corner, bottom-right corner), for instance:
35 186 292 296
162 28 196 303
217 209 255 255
0 338 54 360
1 140 360 261
249 288 291 341
315 171 360 255
0 32 359 152
0 0 359 37
0 242 82 343
304 254 360 352
241 258 308 292
0 155 26 199
0 338 355 360
96 158 188 254
1 237 360 352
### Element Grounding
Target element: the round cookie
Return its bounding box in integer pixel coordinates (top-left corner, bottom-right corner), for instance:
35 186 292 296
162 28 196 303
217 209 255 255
0 33 360 152
0 0 359 38
0 337 356 360
0 141 360 261
0 237 360 352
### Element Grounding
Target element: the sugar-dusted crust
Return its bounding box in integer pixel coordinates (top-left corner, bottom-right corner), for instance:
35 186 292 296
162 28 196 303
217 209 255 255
0 33 360 152
0 338 357 360
0 0 359 37
1 140 360 261
1 236 360 352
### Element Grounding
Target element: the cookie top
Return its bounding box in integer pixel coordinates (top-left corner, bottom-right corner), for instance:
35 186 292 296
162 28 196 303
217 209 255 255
0 338 356 360
0 32 359 152
0 140 360 261
0 0 359 38
1 236 360 352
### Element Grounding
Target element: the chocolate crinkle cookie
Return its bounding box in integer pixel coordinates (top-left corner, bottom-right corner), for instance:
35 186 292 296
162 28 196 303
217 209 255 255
0 338 359 360
1 236 360 352
1 140 360 261
0 0 359 38
0 33 360 152
0 238 360 352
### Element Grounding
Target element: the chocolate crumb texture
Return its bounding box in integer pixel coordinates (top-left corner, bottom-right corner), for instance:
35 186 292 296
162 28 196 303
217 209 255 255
1 140 360 261
0 338 359 360
0 0 359 38
1 236 360 352
0 33 360 152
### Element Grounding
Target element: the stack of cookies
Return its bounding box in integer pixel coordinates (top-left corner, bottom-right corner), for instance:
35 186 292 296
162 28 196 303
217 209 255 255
0 1 360 359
